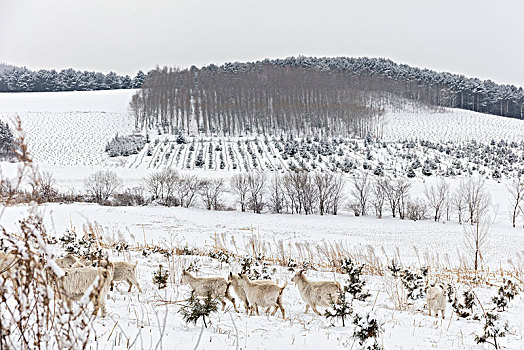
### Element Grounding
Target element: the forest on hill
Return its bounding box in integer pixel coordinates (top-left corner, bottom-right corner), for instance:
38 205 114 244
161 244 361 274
0 63 144 92
130 56 524 138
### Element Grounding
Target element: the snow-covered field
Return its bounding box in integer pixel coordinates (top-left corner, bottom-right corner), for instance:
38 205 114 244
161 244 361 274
2 90 524 349
0 90 136 166
383 108 524 143
3 203 524 349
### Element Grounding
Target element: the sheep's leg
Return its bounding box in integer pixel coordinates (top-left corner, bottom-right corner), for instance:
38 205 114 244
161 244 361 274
219 297 226 311
441 309 445 319
255 304 260 316
311 305 322 316
243 300 250 313
304 304 310 314
277 297 285 319
225 289 237 312
127 277 142 293
428 308 432 317
110 280 114 291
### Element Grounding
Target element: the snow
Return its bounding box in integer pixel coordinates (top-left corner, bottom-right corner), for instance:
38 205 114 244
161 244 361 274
383 108 524 143
2 90 524 349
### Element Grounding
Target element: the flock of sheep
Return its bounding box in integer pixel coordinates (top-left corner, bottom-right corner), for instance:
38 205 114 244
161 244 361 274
0 251 447 320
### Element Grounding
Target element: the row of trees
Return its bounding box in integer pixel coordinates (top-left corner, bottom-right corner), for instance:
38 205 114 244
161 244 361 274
130 64 385 137
130 57 524 139
0 63 145 92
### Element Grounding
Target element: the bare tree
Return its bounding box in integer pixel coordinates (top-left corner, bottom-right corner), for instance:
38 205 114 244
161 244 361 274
452 191 465 224
84 170 122 204
371 178 385 218
350 172 370 216
378 177 396 218
462 181 491 276
424 178 450 221
330 174 346 215
507 177 524 228
394 178 412 220
200 178 225 210
145 168 179 206
247 172 266 214
178 175 201 208
230 173 249 212
315 172 334 216
459 178 489 225
268 174 285 213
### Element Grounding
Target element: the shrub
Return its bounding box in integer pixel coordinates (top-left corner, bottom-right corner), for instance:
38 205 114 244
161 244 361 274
84 170 122 204
179 292 218 328
105 134 145 157
152 264 168 289
0 120 16 161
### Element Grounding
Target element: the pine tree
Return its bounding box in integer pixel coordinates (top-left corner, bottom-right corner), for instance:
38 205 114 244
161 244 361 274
179 292 218 328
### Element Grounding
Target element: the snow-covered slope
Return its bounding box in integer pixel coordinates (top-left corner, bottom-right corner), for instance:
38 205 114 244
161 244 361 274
383 108 524 143
0 89 136 166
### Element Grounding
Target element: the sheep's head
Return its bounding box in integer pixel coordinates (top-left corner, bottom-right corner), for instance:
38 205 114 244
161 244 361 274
180 269 189 284
228 272 240 283
291 270 305 284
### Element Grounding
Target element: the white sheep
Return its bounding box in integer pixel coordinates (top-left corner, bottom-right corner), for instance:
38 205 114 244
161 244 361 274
291 270 342 315
56 266 112 317
110 261 142 293
228 272 279 313
426 282 447 319
180 270 237 312
0 251 19 288
236 273 287 318
56 253 80 268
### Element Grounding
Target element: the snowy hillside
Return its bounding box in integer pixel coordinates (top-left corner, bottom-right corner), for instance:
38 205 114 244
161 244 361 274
0 90 136 166
1 90 523 171
383 108 524 143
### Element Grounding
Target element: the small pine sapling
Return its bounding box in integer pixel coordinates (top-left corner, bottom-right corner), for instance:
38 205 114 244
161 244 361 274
179 292 218 328
325 258 370 327
352 312 383 350
474 311 509 349
153 264 168 289
400 269 425 300
491 279 519 312
452 290 478 319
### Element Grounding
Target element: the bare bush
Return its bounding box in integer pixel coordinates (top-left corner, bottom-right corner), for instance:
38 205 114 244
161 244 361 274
0 120 97 348
145 168 179 206
29 170 59 203
283 171 317 215
406 199 428 221
113 186 148 206
84 170 122 204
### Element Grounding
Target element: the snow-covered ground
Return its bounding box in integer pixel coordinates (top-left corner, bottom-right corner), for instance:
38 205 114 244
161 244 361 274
2 90 524 349
383 108 524 143
3 203 524 349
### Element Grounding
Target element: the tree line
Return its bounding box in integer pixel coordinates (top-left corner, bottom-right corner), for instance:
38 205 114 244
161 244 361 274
130 63 385 138
0 63 145 92
130 56 524 139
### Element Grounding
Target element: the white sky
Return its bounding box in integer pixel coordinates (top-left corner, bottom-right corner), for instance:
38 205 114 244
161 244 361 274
1 0 523 86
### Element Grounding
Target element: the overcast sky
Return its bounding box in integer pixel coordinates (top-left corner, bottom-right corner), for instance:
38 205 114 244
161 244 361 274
1 0 523 86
